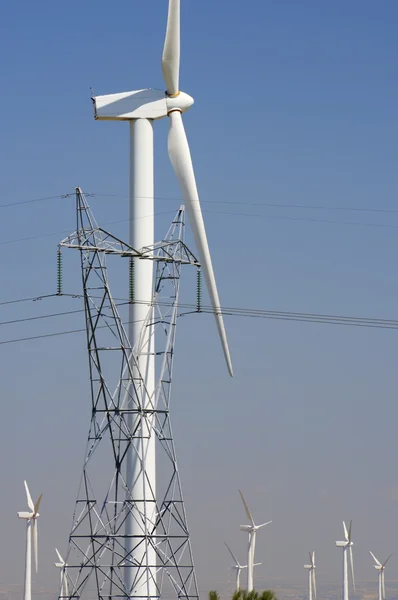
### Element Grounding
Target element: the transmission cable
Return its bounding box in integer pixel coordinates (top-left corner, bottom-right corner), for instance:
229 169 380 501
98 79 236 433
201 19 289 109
1 294 398 347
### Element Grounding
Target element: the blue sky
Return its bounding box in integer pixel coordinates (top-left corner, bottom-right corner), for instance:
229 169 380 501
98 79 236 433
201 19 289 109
0 0 398 596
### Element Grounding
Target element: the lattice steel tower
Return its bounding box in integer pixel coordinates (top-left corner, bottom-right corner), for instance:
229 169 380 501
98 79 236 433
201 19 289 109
58 188 200 600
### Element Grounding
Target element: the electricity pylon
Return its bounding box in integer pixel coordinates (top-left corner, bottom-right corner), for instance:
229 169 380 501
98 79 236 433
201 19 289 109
58 188 200 600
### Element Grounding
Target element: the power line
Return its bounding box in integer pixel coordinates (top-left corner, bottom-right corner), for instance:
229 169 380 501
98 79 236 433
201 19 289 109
94 192 398 215
0 294 397 346
0 211 177 246
2 207 398 248
0 293 59 307
0 193 75 209
201 209 398 230
3 190 398 214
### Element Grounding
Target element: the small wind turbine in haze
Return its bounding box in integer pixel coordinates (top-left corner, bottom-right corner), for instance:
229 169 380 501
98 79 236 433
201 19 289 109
370 551 392 600
336 521 355 600
304 551 317 600
239 490 271 591
55 548 69 599
225 542 261 590
17 481 42 600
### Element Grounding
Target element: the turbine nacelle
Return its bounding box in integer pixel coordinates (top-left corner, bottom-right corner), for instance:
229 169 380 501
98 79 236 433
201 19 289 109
18 511 39 520
336 541 353 547
93 88 194 122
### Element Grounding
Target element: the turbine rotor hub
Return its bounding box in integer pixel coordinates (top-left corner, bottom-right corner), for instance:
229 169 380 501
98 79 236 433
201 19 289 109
166 91 194 114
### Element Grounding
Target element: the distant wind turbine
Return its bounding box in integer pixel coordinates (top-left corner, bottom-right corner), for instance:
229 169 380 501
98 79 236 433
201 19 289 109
225 542 261 590
55 548 69 598
304 551 317 600
370 551 392 600
239 490 271 591
336 521 355 600
17 481 43 600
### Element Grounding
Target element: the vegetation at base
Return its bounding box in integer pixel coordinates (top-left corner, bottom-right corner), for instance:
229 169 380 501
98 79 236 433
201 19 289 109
209 590 278 600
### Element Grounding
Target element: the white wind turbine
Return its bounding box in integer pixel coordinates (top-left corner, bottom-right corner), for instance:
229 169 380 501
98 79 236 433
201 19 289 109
225 542 261 591
304 551 317 600
17 481 43 600
92 3 233 593
239 490 271 592
92 0 233 376
336 521 355 600
370 551 392 600
55 548 69 598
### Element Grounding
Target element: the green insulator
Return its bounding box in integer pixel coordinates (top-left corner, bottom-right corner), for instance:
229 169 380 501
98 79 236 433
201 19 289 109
129 257 135 303
196 268 202 312
57 247 62 295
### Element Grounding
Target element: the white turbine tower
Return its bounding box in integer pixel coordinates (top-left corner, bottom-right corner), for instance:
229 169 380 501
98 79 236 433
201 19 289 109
92 2 233 594
54 548 69 599
304 551 317 600
225 542 261 591
239 490 271 592
336 521 355 600
370 551 391 600
17 481 42 600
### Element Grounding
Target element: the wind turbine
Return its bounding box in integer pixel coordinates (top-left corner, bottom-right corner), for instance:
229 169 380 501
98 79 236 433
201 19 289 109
239 490 271 592
304 551 317 600
370 551 392 600
225 542 261 590
92 0 233 375
55 548 69 598
336 521 355 600
92 3 233 593
17 481 42 600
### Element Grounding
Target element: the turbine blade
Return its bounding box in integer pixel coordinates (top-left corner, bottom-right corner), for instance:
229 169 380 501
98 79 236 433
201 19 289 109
167 110 233 376
237 490 255 525
312 568 317 600
312 551 316 568
370 551 381 566
162 0 180 96
64 571 69 599
34 493 43 515
33 519 38 573
258 520 272 529
343 521 349 541
383 554 392 568
24 481 34 512
225 542 239 565
253 563 262 566
55 548 64 564
350 545 355 591
348 520 353 542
